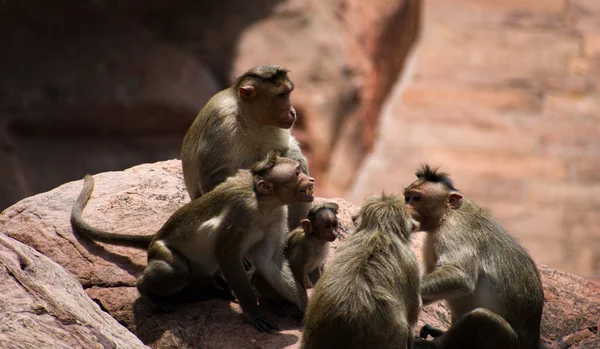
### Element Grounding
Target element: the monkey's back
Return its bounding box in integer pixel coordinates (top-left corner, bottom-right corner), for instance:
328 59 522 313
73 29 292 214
440 199 544 347
302 228 420 349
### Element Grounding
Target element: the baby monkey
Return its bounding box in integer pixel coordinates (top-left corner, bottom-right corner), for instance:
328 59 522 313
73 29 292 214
253 202 340 316
302 194 421 349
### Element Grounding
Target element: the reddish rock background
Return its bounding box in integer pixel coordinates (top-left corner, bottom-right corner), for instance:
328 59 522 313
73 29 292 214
348 0 600 280
1 161 598 348
1 0 599 281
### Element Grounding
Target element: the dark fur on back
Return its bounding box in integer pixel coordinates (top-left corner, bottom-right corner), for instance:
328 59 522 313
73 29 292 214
415 164 457 191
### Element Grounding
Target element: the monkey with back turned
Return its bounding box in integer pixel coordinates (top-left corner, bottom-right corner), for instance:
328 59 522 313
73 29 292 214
253 202 339 316
71 151 314 332
404 165 545 349
181 64 311 230
302 194 421 349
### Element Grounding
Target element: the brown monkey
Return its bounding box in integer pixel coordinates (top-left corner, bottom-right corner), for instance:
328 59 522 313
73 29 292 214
404 165 545 349
71 151 314 332
254 202 339 315
302 194 421 349
181 64 310 230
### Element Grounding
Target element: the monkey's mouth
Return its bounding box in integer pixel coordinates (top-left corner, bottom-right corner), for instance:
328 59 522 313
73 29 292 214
300 187 315 201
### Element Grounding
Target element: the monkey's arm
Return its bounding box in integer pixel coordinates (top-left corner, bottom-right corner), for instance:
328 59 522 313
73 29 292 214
420 265 476 306
252 236 308 311
215 235 278 332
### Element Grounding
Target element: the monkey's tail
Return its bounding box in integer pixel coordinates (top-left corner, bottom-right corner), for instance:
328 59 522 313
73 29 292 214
70 175 153 249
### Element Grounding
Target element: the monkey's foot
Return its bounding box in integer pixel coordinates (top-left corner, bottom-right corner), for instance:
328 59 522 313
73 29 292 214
414 337 438 348
248 316 279 333
419 324 445 339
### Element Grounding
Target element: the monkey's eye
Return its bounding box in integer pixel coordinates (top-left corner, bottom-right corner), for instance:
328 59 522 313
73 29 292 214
405 194 421 204
296 167 301 176
332 222 338 228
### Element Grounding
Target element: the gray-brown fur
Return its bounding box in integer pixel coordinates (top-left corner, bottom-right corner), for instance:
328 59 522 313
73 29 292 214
181 64 310 230
71 152 314 333
405 164 545 349
254 202 339 316
302 194 421 349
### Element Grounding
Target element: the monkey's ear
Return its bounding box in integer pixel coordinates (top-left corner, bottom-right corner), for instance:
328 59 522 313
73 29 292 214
448 192 463 210
324 202 339 213
301 219 313 235
256 180 275 196
239 86 256 102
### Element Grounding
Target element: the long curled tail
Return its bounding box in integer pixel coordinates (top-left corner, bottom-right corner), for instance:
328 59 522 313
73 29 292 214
70 175 153 249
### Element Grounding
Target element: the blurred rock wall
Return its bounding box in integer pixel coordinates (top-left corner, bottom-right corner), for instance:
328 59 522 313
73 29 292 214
350 0 600 278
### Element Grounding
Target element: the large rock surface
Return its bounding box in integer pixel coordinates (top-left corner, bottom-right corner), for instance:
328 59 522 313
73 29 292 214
1 160 598 348
0 234 147 348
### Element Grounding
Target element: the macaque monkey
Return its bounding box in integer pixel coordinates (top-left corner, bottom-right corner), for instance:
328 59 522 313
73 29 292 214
71 152 314 332
302 194 421 349
254 202 339 316
404 165 545 349
181 64 310 230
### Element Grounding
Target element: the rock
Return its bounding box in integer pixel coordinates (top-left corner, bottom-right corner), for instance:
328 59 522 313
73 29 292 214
0 233 147 348
1 160 598 348
349 0 600 279
0 0 220 211
231 0 421 196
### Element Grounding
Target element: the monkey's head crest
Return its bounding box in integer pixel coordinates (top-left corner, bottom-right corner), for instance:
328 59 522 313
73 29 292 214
251 150 281 176
235 64 291 87
415 164 457 191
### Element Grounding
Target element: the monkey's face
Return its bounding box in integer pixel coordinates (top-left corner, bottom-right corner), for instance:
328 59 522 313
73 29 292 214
265 159 315 205
260 80 297 129
404 183 449 232
313 209 339 242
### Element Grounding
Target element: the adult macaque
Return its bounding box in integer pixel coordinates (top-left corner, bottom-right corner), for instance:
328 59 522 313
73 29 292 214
181 64 310 230
254 202 339 315
71 151 314 332
404 165 545 349
302 194 421 349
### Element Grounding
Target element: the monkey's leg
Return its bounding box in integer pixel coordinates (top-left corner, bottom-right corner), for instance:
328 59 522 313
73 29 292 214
287 202 312 231
136 249 192 311
438 308 519 349
218 253 279 333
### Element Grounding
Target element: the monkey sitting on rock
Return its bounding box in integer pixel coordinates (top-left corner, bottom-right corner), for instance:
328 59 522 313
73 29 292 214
404 165 545 349
71 151 314 332
302 194 421 349
253 202 340 316
181 64 311 231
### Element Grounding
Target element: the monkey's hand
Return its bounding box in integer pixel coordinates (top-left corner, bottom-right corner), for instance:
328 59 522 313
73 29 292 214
419 324 445 339
247 314 279 333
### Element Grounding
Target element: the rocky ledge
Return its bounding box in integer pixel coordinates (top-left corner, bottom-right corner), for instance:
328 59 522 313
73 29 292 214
0 160 598 348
